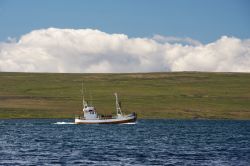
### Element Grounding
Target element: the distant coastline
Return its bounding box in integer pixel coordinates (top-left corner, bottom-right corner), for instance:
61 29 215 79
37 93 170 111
0 72 250 120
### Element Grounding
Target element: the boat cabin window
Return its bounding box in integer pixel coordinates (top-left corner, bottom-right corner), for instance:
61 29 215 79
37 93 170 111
88 110 95 114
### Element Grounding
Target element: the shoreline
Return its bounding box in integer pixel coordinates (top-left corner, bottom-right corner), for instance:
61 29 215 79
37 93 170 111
1 72 250 120
1 117 250 121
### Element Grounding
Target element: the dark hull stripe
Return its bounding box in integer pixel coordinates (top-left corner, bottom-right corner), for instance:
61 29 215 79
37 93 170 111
75 117 136 124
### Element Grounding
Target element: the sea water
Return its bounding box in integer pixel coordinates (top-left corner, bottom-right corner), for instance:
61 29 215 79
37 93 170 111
0 119 249 165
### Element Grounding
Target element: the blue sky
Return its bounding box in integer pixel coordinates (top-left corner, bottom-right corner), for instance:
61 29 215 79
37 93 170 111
0 0 249 43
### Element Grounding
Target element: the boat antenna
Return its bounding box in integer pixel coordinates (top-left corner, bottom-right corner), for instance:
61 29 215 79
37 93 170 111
90 91 93 106
81 81 84 107
114 93 123 116
81 81 88 108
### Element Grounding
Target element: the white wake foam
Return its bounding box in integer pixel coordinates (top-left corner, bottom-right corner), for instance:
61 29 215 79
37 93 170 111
54 122 75 125
122 122 137 125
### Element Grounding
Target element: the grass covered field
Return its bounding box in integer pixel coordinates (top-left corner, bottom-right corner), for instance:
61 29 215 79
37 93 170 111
0 72 250 119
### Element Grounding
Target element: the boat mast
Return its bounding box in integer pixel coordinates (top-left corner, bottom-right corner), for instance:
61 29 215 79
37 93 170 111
114 93 123 116
82 82 88 108
89 91 93 106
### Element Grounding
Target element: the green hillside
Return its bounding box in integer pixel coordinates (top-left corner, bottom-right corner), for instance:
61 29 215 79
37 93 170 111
0 72 250 119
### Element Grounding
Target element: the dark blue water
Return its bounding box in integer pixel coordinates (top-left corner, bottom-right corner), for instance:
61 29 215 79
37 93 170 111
0 119 250 166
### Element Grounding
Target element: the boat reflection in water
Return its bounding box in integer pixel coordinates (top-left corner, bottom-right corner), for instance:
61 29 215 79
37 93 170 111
75 93 137 124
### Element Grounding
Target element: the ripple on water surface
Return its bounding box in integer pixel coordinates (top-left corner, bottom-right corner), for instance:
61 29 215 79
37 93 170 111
0 119 250 165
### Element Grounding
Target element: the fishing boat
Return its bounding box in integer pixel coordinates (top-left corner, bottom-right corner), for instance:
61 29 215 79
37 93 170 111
75 92 137 124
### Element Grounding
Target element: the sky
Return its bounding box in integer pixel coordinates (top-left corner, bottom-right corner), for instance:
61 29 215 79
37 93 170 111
0 0 250 73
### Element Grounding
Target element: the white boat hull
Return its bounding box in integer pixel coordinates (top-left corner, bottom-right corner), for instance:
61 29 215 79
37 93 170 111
75 114 137 124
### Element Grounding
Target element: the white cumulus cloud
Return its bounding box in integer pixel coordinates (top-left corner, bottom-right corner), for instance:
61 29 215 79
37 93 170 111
0 28 250 73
